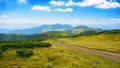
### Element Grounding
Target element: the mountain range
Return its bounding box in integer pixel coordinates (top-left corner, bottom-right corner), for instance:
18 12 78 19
0 29 12 33
0 24 102 35
7 24 72 35
0 24 105 40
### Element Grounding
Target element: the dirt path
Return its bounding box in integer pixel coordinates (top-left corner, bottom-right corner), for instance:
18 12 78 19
58 39 120 62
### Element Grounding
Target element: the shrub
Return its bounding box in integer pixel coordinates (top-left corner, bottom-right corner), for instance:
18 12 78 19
43 43 52 48
1 44 8 51
0 41 52 50
45 63 53 68
48 56 56 62
16 48 34 57
35 42 52 48
0 49 2 57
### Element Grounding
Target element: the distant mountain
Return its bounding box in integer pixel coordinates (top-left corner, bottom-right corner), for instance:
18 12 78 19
8 24 103 35
0 29 12 33
67 25 103 35
8 24 73 35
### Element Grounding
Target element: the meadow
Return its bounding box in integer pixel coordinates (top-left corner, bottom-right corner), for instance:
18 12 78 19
0 39 120 68
61 34 120 53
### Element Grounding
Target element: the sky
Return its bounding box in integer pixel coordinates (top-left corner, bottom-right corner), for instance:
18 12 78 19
0 0 120 29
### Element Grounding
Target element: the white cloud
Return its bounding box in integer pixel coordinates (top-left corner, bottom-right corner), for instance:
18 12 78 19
53 8 73 12
95 1 120 9
78 0 106 6
32 6 51 11
65 0 120 9
65 0 105 6
99 18 120 24
18 0 26 3
50 0 65 6
109 18 120 24
65 0 75 6
110 18 120 21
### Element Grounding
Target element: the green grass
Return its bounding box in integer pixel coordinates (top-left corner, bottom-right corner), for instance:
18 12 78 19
62 34 120 53
0 39 120 68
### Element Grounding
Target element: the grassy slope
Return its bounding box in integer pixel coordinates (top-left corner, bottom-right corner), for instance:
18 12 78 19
0 31 71 41
61 34 120 53
32 31 71 38
0 39 120 68
67 25 101 35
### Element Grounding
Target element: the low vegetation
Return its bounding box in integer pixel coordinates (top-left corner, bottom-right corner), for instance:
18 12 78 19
16 48 34 57
47 55 56 62
0 31 71 41
0 29 120 67
31 31 72 38
0 49 2 57
0 39 120 68
0 40 51 51
0 39 52 59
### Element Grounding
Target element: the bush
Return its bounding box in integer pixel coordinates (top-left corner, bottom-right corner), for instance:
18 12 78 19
45 63 53 68
48 56 56 62
0 49 2 57
0 41 52 50
35 42 52 48
1 44 8 51
16 48 34 57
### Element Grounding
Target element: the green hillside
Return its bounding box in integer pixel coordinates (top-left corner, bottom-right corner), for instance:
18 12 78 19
61 30 120 53
93 29 120 35
0 34 29 40
67 25 102 35
32 31 72 38
0 31 72 40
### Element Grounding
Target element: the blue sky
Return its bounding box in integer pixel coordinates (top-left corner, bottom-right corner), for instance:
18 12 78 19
0 0 120 29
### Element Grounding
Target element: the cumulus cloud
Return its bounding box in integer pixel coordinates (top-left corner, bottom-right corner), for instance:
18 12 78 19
65 0 75 6
50 0 65 6
95 1 120 9
76 0 106 6
32 6 50 11
53 8 73 12
64 0 120 9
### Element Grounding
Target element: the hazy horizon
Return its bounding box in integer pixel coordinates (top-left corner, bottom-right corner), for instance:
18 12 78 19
0 23 120 30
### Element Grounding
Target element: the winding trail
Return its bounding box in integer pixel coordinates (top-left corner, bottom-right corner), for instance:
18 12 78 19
58 39 120 62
